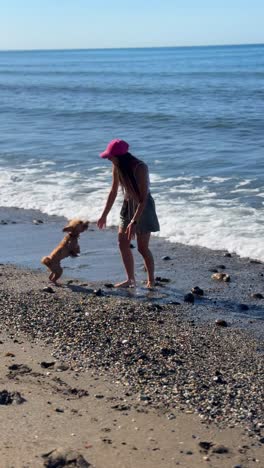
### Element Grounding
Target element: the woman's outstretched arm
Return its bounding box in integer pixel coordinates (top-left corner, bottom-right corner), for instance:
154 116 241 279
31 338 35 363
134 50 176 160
97 166 119 229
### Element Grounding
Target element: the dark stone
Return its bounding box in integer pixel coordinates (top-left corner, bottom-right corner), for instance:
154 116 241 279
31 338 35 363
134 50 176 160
216 264 226 269
43 286 55 293
147 303 163 311
238 304 249 311
224 253 232 257
161 348 176 357
198 441 213 451
259 437 264 444
8 363 32 375
42 448 91 467
215 319 228 327
251 293 263 299
213 375 226 384
130 243 135 249
41 361 55 369
33 219 44 225
93 289 103 296
0 390 26 405
104 283 114 288
162 255 171 261
155 276 171 283
111 404 131 411
212 445 229 454
191 286 204 296
184 293 194 304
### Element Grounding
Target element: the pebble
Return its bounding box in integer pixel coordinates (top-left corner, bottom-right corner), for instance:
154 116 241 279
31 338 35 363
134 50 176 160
184 293 195 304
139 394 151 402
211 273 231 282
33 219 44 225
155 276 171 283
162 255 171 261
0 390 26 405
215 319 228 327
54 362 69 372
212 445 229 454
251 293 263 299
40 361 55 369
42 286 55 294
191 286 204 296
199 441 213 451
93 288 103 296
238 304 249 311
42 448 91 467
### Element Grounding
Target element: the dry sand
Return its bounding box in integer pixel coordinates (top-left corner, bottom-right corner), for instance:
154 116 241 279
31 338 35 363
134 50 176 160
1 335 263 468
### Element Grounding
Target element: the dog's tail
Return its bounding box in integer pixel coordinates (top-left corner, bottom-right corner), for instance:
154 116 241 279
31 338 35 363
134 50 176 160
41 256 52 266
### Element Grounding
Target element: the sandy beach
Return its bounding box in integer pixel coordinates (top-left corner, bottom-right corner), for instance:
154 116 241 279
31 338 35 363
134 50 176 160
0 253 263 467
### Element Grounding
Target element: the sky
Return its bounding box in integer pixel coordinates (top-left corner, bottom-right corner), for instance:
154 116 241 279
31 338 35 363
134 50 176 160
0 0 264 50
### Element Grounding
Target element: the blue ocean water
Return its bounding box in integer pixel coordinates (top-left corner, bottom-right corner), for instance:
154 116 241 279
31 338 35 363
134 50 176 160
0 45 263 260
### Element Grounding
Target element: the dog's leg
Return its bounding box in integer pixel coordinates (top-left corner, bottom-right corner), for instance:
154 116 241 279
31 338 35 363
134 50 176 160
49 272 55 282
51 265 63 286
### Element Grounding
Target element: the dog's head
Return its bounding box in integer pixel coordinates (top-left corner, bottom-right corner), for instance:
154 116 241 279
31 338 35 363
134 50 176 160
63 219 89 236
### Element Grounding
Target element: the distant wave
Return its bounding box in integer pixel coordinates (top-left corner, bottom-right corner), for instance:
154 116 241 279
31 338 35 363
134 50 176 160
0 82 263 100
1 68 264 79
2 105 263 133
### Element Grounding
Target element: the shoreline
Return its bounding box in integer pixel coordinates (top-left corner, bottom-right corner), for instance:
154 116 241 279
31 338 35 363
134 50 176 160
0 264 263 467
0 206 263 340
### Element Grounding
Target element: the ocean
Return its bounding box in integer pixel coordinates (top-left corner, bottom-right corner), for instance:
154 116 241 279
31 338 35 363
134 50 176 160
0 44 263 261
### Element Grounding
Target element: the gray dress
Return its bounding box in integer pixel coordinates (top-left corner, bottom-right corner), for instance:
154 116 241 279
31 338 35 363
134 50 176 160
119 162 160 234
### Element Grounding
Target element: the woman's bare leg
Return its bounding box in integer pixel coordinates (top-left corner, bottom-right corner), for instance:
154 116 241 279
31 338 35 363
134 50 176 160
137 232 155 288
115 229 136 287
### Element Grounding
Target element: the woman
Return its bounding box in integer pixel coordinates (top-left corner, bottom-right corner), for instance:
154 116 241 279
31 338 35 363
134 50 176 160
97 139 160 288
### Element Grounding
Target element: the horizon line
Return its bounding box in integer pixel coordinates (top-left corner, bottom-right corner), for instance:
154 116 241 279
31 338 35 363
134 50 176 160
0 42 263 53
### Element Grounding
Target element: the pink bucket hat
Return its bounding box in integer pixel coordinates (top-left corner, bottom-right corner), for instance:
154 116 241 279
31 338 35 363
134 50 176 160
100 139 129 159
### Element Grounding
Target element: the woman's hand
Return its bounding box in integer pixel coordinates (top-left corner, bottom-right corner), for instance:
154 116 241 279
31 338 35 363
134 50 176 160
97 215 107 229
126 221 136 241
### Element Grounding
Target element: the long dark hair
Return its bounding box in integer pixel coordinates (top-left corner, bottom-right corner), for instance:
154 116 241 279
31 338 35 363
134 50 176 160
116 152 141 201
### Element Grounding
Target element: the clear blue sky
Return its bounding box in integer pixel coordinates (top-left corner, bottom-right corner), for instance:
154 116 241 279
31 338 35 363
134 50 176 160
1 0 264 50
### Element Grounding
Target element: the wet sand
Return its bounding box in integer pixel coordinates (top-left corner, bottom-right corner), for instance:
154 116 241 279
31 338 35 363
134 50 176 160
0 206 263 338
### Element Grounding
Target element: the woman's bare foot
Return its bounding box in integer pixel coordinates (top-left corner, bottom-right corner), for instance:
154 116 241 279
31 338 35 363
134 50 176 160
114 279 136 288
146 281 155 290
49 279 63 287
